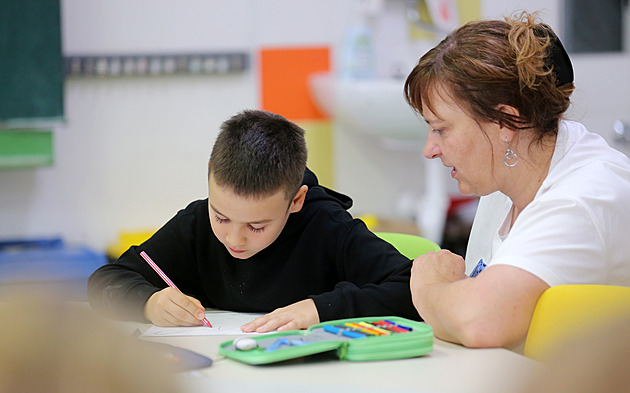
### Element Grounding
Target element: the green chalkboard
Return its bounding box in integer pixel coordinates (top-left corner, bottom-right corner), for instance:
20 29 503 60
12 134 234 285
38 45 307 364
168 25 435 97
0 0 64 122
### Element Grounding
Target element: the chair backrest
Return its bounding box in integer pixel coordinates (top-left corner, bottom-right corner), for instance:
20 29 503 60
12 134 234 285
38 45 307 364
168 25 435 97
374 232 440 260
524 284 630 361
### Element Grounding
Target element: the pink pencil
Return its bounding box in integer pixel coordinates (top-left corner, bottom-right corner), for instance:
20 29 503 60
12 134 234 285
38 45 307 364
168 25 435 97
139 251 212 327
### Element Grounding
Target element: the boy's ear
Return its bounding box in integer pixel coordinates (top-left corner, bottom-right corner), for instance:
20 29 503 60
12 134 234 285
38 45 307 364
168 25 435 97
288 185 308 213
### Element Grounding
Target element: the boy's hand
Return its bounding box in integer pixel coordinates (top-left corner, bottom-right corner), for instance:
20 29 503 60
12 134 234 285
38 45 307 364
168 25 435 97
144 287 207 326
241 299 319 333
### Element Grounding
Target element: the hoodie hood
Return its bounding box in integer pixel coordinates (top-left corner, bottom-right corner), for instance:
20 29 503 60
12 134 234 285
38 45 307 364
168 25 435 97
303 168 353 210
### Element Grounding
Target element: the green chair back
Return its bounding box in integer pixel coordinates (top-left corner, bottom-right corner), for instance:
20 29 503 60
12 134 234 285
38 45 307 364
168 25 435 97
374 232 440 260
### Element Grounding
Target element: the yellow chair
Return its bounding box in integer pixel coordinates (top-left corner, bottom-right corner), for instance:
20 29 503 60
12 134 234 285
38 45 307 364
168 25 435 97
106 230 156 260
524 284 630 361
374 232 440 260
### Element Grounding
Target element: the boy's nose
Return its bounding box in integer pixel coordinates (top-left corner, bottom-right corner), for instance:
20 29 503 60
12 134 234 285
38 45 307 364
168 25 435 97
226 227 245 246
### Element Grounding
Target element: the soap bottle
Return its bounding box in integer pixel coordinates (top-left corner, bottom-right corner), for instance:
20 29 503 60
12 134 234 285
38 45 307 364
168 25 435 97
340 6 376 79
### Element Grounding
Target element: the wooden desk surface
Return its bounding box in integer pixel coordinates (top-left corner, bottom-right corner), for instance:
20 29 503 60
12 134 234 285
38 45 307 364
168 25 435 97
137 329 542 393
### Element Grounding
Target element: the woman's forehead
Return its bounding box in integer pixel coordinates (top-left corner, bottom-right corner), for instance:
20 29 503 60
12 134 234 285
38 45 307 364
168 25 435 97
422 84 463 119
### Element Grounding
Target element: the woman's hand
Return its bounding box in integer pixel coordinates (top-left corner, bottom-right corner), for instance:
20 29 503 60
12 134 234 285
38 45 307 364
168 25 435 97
240 299 320 333
410 250 467 309
411 250 466 285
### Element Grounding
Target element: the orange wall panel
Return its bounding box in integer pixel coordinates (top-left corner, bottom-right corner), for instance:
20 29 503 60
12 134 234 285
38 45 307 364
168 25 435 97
260 47 330 121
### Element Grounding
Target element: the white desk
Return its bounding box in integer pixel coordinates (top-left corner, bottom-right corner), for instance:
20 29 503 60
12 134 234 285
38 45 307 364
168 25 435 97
136 328 542 393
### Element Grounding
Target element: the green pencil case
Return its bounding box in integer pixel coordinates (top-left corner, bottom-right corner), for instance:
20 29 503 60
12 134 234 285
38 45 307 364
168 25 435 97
218 316 433 365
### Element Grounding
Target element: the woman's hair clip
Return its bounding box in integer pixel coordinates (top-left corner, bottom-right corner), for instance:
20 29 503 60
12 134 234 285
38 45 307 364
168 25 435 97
537 26 574 86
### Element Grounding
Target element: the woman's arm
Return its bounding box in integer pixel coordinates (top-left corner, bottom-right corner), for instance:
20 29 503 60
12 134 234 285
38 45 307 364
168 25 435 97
410 250 549 348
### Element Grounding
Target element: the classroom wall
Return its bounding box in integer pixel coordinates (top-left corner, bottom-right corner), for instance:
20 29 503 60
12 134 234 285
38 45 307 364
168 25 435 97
1 0 628 251
0 0 428 251
0 0 349 250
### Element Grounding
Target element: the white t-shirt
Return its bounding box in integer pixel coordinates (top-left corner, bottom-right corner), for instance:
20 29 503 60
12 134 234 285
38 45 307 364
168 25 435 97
465 120 630 286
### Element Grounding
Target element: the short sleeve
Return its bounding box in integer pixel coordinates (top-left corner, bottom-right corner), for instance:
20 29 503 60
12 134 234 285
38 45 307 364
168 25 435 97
491 195 606 286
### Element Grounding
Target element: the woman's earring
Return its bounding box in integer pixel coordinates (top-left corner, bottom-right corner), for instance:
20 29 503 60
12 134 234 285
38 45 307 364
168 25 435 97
504 139 518 167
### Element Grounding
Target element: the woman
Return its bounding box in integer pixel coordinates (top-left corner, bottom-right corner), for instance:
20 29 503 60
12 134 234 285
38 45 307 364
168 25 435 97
405 11 630 349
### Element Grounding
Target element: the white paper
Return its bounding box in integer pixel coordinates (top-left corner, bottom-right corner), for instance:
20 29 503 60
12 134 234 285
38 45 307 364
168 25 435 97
141 310 264 337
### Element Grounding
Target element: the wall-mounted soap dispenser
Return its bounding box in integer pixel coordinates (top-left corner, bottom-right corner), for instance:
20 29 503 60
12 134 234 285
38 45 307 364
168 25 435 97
340 24 375 79
339 0 383 80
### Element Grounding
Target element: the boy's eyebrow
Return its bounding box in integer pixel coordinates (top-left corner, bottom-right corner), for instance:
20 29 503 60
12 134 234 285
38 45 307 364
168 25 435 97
246 218 273 225
209 203 273 225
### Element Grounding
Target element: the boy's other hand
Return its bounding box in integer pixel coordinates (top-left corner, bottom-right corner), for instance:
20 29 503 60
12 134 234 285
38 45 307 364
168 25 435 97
144 287 206 326
241 299 319 333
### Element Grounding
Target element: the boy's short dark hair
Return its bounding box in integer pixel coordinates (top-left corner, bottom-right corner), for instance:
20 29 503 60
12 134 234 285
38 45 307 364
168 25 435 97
208 109 308 201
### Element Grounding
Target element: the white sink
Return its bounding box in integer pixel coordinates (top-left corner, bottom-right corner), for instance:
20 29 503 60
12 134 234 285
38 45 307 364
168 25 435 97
309 72 429 141
309 72 447 244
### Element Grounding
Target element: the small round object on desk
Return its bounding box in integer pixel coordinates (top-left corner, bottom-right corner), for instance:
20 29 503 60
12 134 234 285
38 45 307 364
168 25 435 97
233 337 258 351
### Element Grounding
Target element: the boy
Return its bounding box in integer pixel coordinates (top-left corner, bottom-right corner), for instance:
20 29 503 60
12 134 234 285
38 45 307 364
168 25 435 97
88 109 420 332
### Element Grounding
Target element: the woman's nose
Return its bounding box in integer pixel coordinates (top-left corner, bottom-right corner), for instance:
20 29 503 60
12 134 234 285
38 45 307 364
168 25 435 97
423 134 440 159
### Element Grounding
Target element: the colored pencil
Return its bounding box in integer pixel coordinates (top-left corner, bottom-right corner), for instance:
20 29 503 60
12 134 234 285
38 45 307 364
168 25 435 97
140 251 212 327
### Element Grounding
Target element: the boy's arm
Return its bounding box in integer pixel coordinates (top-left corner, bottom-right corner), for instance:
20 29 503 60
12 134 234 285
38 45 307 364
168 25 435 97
311 222 421 322
88 244 207 324
241 222 419 332
87 203 205 322
87 251 162 322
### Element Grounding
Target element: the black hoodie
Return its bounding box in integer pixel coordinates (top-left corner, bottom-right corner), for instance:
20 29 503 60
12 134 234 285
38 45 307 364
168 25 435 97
87 169 421 322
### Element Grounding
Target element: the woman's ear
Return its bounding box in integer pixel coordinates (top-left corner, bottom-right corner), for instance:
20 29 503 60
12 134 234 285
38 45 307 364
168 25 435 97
289 185 308 213
496 104 520 142
496 104 520 124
